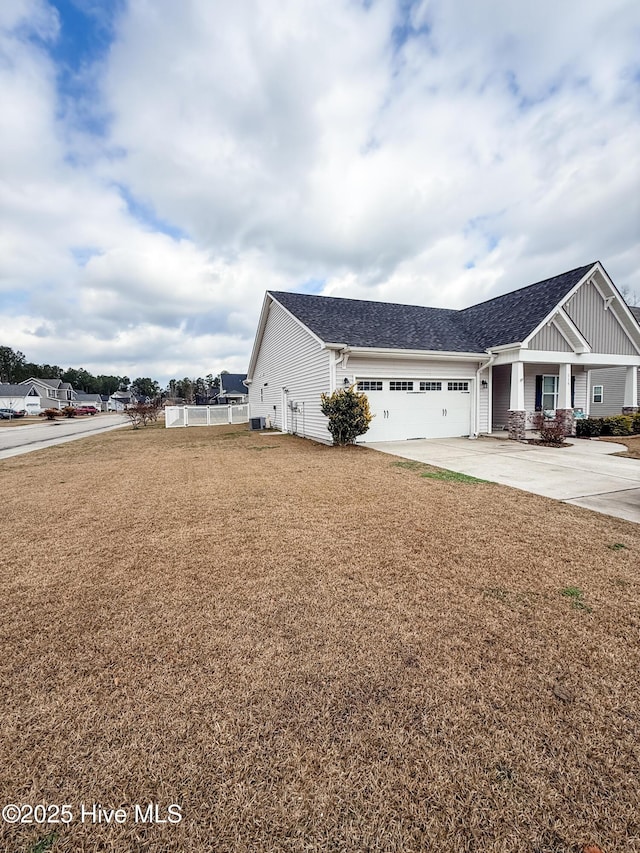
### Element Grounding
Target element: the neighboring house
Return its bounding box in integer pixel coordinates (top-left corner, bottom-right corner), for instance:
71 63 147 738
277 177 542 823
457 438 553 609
108 391 133 411
73 391 103 409
18 378 74 411
0 383 42 414
108 391 148 411
588 306 640 416
246 262 640 444
216 373 248 405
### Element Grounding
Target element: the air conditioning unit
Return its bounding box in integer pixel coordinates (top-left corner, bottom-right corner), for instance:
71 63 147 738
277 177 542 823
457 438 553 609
249 417 266 430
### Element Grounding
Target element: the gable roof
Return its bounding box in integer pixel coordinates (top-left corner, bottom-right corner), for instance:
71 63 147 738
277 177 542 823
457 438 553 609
630 306 640 323
0 383 37 396
268 263 598 354
20 377 62 389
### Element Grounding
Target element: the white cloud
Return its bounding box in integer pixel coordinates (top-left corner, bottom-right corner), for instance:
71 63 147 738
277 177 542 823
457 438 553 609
0 0 639 384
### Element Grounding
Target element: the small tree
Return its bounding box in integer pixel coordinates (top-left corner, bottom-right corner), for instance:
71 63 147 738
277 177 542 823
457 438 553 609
532 411 566 446
123 402 159 429
61 406 77 418
320 385 373 445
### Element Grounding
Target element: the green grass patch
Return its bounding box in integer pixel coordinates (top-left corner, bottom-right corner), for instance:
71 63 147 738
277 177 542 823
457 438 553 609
392 459 488 484
28 833 57 853
608 543 628 551
560 586 592 612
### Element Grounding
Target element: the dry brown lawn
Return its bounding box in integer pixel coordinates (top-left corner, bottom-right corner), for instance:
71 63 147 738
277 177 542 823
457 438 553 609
599 435 640 460
1 423 639 853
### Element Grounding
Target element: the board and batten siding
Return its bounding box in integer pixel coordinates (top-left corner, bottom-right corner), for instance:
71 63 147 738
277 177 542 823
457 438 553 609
248 300 332 443
589 367 640 416
564 281 636 355
529 322 572 352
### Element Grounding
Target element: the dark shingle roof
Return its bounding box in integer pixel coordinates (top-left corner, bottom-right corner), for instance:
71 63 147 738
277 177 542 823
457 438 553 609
271 293 481 352
219 373 247 395
0 384 33 395
270 264 596 353
630 306 640 323
457 263 596 349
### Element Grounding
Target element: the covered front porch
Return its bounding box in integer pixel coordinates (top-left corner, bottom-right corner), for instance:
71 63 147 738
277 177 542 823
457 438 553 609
491 358 639 440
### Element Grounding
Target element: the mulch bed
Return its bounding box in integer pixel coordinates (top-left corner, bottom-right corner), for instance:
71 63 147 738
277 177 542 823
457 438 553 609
1 423 639 852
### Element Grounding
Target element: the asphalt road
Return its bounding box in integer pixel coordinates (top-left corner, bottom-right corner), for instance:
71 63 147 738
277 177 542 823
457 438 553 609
0 413 130 459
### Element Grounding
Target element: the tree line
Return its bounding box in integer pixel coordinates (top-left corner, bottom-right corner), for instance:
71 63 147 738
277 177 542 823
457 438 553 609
0 346 223 402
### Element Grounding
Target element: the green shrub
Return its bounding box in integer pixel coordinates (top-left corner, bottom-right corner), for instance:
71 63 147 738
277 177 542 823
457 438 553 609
633 413 640 434
320 385 373 445
576 418 602 438
600 415 633 436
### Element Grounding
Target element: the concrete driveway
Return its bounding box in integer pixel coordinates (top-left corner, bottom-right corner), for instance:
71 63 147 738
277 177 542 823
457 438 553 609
367 436 640 524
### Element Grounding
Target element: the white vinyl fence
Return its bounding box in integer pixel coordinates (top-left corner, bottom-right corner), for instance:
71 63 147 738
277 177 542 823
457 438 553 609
165 404 249 428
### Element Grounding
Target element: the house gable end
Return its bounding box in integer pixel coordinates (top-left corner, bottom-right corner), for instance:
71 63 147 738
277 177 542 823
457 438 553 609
563 274 640 356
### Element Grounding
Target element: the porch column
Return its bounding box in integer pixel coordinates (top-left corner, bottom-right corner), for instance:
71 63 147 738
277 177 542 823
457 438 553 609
556 363 574 436
622 365 639 414
507 361 526 440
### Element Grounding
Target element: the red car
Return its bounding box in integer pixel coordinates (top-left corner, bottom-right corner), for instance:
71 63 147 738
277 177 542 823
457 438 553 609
74 406 98 416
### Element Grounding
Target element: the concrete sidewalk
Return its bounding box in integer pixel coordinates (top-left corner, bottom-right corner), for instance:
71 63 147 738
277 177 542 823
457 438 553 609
367 436 640 524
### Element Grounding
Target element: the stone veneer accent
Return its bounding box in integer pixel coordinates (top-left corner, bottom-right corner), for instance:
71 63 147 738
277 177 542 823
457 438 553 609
507 409 526 441
622 407 639 415
555 408 575 437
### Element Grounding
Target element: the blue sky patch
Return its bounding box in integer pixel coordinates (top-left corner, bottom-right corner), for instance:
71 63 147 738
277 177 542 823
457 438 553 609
116 185 188 241
298 278 326 295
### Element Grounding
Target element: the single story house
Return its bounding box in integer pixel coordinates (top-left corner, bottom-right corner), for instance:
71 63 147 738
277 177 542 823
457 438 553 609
73 391 103 409
246 261 640 444
216 373 248 405
0 383 42 414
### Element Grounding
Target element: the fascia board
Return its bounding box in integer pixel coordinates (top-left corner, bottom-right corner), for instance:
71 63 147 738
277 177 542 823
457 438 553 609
267 294 326 348
343 346 489 360
552 309 592 352
246 292 274 381
521 263 597 347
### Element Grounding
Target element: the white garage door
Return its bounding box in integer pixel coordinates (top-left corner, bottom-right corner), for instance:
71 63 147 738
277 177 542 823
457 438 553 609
356 379 472 442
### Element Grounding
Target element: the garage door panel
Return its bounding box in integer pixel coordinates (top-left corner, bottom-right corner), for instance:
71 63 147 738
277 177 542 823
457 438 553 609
357 380 471 442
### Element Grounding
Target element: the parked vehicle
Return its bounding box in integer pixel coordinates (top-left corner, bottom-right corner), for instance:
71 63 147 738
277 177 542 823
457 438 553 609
74 406 98 416
0 408 24 419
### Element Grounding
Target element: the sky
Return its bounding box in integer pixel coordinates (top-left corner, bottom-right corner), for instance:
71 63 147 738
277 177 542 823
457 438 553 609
1 0 639 386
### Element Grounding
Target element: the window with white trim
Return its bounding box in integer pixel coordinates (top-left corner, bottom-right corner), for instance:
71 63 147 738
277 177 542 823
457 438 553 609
357 381 383 391
592 385 603 404
390 381 414 391
542 375 558 411
420 381 442 391
448 381 469 391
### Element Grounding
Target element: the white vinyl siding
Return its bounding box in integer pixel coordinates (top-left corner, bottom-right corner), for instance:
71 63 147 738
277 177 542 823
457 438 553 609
337 357 477 385
491 364 511 430
248 301 332 442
